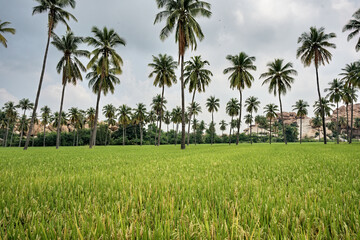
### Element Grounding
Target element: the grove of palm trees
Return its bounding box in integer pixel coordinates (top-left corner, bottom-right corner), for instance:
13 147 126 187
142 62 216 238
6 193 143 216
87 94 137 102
1 0 360 238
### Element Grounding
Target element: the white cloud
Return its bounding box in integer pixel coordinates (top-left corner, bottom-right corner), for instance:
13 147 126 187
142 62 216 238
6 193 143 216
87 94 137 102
0 88 18 106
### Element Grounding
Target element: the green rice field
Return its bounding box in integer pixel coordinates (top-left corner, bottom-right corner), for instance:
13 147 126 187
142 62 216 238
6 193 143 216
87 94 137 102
0 144 360 239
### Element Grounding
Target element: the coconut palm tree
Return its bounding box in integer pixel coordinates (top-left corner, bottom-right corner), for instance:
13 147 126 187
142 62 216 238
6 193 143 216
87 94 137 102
184 56 212 145
85 26 126 148
325 79 344 144
340 62 359 143
260 59 297 144
311 115 322 142
171 107 182 146
134 103 147 146
292 100 309 144
341 87 358 142
148 54 177 146
264 103 278 144
313 98 334 117
40 105 51 147
192 119 199 145
244 96 260 144
117 104 132 146
244 114 253 139
187 101 202 144
68 107 80 146
223 52 256 145
16 98 34 147
52 32 88 149
206 96 220 145
219 120 227 137
297 26 336 144
343 9 360 51
154 0 212 150
164 110 171 144
0 20 16 48
226 98 240 145
25 0 77 150
102 104 116 146
2 101 17 147
151 94 167 145
52 111 67 146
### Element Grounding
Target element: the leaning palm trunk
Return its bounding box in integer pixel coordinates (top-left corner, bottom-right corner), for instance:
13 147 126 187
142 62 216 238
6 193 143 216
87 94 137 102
180 55 186 150
350 100 354 144
24 21 53 150
187 90 196 146
236 89 242 145
56 83 66 149
158 86 165 146
278 91 287 144
43 124 46 147
336 102 339 144
315 66 327 144
90 75 104 148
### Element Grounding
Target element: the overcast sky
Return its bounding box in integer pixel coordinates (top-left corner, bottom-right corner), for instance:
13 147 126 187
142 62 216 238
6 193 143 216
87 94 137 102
0 0 359 131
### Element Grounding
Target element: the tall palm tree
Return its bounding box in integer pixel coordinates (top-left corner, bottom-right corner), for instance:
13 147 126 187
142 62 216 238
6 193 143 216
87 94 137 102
226 98 240 145
24 0 77 150
134 103 147 146
260 59 297 144
164 110 171 144
244 96 260 144
86 107 95 143
297 26 336 144
147 110 157 145
85 26 126 148
68 107 80 146
340 62 359 143
343 9 360 51
102 104 116 146
52 32 88 149
192 118 199 145
264 103 279 144
2 102 17 147
206 95 220 145
117 104 132 146
40 105 51 147
154 0 212 150
325 79 344 144
16 98 34 147
341 87 358 143
184 56 212 145
244 114 253 139
187 101 202 144
52 111 67 146
223 52 257 145
151 94 167 145
313 98 334 141
148 54 177 146
0 20 16 48
292 100 309 144
171 107 182 146
219 120 227 137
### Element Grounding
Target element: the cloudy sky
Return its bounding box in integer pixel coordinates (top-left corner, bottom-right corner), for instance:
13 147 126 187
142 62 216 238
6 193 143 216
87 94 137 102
0 0 359 131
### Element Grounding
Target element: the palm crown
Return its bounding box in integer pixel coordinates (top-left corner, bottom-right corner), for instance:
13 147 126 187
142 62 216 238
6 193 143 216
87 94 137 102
0 20 16 47
184 56 212 93
343 8 360 51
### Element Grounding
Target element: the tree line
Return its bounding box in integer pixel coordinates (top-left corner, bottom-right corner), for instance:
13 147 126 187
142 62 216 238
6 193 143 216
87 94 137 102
1 1 360 149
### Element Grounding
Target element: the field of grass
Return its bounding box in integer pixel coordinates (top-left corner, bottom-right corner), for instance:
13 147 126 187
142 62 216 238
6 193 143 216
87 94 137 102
0 143 359 239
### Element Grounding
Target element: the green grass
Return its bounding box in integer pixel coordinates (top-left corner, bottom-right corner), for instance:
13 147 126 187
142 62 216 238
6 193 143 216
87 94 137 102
0 143 359 239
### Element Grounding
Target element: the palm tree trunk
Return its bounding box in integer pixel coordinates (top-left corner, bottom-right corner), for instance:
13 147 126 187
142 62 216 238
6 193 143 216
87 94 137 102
236 89 242 145
56 83 66 149
123 125 125 146
180 54 186 150
211 112 214 145
10 127 14 147
167 124 169 144
269 118 272 144
346 104 349 142
319 127 321 142
315 66 326 144
158 86 165 146
90 77 103 148
4 121 10 147
250 114 253 145
140 123 143 146
187 89 196 146
300 118 302 144
278 92 287 144
73 129 76 146
32 134 35 147
18 124 24 147
194 120 197 145
43 124 46 147
24 20 53 150
336 102 339 144
155 120 158 146
76 129 79 146
175 123 179 146
229 117 233 145
135 125 138 145
350 100 354 144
